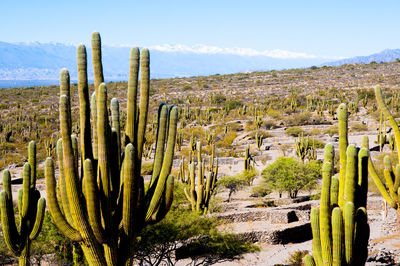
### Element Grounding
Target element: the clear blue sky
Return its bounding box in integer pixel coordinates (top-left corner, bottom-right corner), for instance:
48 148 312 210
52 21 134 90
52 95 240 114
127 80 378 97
2 0 400 58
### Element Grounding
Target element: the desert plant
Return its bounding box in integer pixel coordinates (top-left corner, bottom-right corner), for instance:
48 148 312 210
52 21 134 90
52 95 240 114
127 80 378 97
184 142 218 214
305 103 369 266
366 86 400 211
0 141 46 265
262 157 321 198
45 33 178 265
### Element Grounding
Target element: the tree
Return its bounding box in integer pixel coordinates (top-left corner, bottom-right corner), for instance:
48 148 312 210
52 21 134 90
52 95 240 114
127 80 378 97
217 175 248 202
262 157 321 198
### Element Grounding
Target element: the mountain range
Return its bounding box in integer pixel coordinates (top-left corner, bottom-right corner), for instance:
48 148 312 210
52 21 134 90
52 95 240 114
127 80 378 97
0 41 399 85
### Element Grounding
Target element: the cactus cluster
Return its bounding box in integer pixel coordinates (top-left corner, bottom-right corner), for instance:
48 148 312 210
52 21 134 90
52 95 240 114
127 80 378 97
367 86 400 210
304 103 369 266
44 32 178 265
294 134 317 162
1 141 46 265
183 142 218 214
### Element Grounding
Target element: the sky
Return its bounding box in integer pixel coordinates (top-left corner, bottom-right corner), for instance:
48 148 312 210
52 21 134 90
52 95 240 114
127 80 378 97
2 1 400 59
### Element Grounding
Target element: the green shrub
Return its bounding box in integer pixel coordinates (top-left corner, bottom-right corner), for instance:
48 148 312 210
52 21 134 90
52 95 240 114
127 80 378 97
211 94 227 105
217 175 248 202
182 85 194 91
323 125 339 136
251 185 272 198
224 99 242 111
286 250 309 265
132 183 258 265
262 157 321 198
285 126 304 137
351 122 368 132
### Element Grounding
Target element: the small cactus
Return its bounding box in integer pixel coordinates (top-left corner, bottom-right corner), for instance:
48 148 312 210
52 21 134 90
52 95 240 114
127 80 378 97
0 141 46 265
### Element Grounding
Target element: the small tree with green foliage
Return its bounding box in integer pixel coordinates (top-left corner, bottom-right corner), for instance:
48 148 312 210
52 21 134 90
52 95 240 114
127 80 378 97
217 175 248 202
262 157 321 198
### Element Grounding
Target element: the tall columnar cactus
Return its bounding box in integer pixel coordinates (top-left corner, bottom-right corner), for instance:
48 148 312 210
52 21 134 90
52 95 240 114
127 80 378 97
0 141 46 265
366 86 400 210
45 33 178 265
305 103 370 266
255 132 263 151
244 144 254 171
183 142 218 214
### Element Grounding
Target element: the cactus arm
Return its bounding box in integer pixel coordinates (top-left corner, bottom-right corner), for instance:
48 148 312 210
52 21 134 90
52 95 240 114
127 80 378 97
97 83 113 217
84 159 106 244
91 92 98 160
310 208 322 266
136 49 150 161
91 32 104 98
60 95 106 265
320 162 333 266
367 156 397 208
125 47 140 145
60 69 72 131
150 103 168 187
122 144 139 237
2 171 20 244
394 165 400 193
188 162 197 210
151 175 174 223
21 163 31 218
204 172 212 206
28 141 36 189
56 139 74 226
0 192 20 255
145 106 178 221
110 98 121 168
344 145 357 204
45 158 82 241
332 207 343 266
29 198 46 240
71 135 80 182
330 177 339 207
344 202 355 265
337 103 348 208
357 148 368 209
375 86 400 162
97 84 118 265
383 156 397 200
77 44 93 162
354 207 369 265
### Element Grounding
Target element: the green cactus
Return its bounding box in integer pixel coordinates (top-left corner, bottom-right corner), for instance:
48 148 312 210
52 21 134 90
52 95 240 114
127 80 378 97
255 132 263 151
305 103 369 266
0 141 46 265
294 133 310 163
45 33 178 265
366 86 400 210
183 142 218 214
244 144 255 171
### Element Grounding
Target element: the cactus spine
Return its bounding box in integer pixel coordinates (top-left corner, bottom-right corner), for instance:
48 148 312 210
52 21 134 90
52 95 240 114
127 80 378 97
305 103 369 266
0 141 46 265
45 33 178 265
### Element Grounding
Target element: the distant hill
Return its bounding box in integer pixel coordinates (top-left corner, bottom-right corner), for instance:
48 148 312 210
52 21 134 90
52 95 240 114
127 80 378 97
0 41 330 81
325 49 400 66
